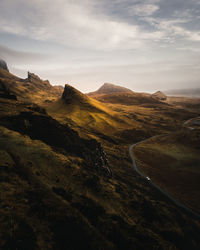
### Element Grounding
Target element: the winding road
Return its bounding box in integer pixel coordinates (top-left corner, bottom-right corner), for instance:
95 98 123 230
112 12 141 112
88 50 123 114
183 117 200 130
129 132 200 220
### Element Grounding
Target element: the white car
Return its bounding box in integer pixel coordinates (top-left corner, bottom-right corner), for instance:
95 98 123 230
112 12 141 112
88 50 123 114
146 177 151 181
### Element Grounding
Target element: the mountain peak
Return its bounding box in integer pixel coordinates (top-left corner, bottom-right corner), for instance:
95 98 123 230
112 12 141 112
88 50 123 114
62 84 88 104
27 71 41 81
89 82 133 95
0 59 9 72
26 71 51 89
152 91 167 101
102 83 114 87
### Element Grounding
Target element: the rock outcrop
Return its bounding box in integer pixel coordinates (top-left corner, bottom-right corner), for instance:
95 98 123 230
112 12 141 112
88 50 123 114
27 72 43 82
0 59 9 72
25 71 53 91
152 91 167 101
62 84 88 104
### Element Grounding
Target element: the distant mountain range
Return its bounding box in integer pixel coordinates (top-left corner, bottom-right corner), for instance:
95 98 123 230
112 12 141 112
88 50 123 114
164 88 200 98
88 83 167 105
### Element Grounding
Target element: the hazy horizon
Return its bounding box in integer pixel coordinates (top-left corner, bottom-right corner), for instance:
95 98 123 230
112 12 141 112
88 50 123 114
0 0 200 93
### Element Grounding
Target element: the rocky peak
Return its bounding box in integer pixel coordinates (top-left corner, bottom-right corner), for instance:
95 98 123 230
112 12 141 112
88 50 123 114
62 84 76 99
27 71 41 81
152 91 167 101
62 84 87 104
0 59 9 72
26 72 51 88
92 83 133 95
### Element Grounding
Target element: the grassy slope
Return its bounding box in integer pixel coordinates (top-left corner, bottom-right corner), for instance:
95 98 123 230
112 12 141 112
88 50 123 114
1 124 200 249
47 89 200 146
1 70 200 249
87 91 166 106
134 130 200 213
46 95 132 138
0 97 200 249
0 126 114 250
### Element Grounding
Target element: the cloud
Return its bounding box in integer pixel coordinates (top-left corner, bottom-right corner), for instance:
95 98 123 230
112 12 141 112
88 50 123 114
0 0 163 50
129 4 159 16
0 0 199 51
0 0 199 92
0 45 47 63
143 15 200 43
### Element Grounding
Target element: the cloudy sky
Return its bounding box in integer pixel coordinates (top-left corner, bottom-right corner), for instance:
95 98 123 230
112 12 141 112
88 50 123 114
0 0 200 93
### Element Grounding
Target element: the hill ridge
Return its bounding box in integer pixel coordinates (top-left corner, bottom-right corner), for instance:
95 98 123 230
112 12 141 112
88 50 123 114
88 82 133 95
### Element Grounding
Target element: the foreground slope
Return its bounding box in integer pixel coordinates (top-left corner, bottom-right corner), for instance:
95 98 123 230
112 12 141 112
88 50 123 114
1 97 200 250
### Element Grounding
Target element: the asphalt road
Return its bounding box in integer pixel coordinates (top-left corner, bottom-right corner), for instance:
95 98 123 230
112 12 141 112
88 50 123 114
129 134 200 220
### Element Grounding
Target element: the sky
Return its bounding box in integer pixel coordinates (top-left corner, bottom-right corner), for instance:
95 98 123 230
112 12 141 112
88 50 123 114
0 0 200 93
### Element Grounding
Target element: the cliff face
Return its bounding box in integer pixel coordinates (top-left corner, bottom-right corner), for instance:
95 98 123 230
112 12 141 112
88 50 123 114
62 84 89 104
0 59 9 72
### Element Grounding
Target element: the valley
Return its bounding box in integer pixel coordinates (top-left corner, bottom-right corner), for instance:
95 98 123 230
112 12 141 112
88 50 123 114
0 61 200 250
131 128 200 217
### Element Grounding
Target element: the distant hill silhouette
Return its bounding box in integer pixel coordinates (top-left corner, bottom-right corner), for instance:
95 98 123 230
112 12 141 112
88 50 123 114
165 88 200 98
87 83 167 106
152 91 167 101
88 83 133 95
